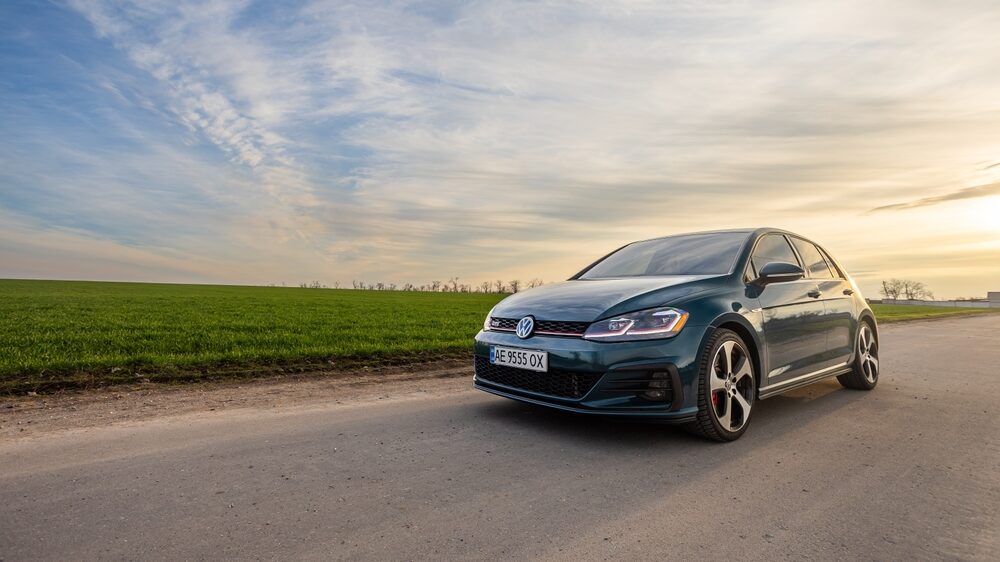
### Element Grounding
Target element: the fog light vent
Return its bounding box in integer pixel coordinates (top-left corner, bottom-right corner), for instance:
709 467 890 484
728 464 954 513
643 371 671 401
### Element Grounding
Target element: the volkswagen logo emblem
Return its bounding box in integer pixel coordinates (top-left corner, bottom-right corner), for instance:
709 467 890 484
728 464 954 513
515 316 535 339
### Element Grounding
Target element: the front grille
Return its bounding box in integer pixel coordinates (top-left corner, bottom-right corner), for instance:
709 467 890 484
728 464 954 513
490 317 518 330
535 319 590 336
475 356 602 399
489 317 590 337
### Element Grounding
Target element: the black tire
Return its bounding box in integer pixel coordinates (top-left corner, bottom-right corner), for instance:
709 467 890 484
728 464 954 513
685 328 756 442
837 320 879 390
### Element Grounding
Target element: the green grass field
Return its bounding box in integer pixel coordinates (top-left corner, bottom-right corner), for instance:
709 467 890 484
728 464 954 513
0 280 504 391
1 279 996 392
868 303 998 323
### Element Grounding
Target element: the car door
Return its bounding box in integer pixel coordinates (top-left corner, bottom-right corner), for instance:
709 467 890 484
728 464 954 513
749 234 827 385
787 237 856 368
817 244 856 365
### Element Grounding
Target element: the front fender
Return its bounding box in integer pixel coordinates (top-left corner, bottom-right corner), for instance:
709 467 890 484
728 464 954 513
676 286 766 385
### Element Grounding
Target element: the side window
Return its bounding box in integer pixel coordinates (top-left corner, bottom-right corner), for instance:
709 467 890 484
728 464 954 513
750 235 799 278
790 238 834 279
819 247 844 278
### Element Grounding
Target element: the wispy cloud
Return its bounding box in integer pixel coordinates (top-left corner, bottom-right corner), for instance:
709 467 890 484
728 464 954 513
3 0 1000 297
868 183 1000 212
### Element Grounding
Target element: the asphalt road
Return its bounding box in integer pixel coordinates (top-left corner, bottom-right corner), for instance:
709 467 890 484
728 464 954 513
2 315 998 561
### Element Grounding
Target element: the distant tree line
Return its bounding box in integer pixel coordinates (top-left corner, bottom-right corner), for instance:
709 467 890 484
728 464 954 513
273 278 544 293
295 281 341 289
350 277 544 293
880 279 934 300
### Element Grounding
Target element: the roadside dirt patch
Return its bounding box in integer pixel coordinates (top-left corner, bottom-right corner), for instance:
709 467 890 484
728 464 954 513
0 358 473 440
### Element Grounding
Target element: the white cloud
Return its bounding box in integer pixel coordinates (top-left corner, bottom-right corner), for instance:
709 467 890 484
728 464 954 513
10 0 1000 296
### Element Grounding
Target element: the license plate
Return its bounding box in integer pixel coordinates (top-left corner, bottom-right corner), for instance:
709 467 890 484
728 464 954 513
490 346 548 372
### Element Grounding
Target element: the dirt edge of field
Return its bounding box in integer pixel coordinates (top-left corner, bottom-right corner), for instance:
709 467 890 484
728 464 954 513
0 350 472 394
1 356 475 441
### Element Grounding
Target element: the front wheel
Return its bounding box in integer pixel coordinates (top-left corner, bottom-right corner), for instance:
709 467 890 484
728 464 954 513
837 321 879 390
685 329 756 442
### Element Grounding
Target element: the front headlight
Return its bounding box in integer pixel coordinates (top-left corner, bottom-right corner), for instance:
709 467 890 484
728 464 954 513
583 307 689 342
483 306 497 332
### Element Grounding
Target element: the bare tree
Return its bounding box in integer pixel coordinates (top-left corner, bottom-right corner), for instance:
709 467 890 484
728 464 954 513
509 280 522 293
901 280 933 300
430 280 442 292
480 281 492 293
880 279 904 300
493 279 505 293
331 281 341 289
527 278 544 289
882 279 933 300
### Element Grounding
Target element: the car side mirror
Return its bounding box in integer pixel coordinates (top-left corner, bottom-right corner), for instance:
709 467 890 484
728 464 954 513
755 261 805 285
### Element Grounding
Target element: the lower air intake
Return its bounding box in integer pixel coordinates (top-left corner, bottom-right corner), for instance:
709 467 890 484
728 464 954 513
474 356 602 399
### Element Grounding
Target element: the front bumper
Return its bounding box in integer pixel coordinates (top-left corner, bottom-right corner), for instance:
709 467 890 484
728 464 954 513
473 325 709 422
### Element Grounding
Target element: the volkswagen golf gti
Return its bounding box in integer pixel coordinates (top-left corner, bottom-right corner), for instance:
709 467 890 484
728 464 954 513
474 228 879 441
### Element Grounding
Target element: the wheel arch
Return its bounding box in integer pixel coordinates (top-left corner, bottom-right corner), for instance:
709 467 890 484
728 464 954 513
858 309 879 343
702 313 765 387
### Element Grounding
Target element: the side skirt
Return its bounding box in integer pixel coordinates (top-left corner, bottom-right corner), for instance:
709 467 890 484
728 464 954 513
757 362 852 400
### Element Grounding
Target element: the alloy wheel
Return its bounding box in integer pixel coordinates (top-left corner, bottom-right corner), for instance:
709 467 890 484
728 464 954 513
858 324 879 384
710 339 755 432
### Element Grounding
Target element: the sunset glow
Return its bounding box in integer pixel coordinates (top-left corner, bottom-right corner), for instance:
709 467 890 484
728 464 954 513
2 1 1000 298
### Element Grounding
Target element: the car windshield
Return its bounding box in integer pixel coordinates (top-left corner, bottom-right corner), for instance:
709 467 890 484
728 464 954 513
578 232 749 278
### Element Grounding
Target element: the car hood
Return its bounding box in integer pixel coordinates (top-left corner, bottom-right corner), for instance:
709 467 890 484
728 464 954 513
490 276 719 322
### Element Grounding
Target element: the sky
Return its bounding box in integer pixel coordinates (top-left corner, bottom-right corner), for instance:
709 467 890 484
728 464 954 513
2 0 999 299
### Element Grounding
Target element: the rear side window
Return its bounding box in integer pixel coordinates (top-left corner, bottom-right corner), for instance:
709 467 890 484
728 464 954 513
750 234 799 277
819 247 844 278
790 238 834 279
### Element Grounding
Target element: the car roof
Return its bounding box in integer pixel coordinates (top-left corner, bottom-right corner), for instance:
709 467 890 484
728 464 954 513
572 228 822 281
632 228 756 245
635 227 815 245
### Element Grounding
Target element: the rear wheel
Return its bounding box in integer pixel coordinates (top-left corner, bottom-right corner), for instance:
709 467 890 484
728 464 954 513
837 321 879 390
685 329 756 442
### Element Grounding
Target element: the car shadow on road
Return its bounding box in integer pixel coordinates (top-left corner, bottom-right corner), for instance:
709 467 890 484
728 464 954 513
473 378 871 450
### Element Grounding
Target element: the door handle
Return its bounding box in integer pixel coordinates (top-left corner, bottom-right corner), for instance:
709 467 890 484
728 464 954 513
843 288 854 296
807 289 822 298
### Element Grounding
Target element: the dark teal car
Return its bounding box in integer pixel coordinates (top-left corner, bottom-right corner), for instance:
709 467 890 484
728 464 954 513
474 228 879 441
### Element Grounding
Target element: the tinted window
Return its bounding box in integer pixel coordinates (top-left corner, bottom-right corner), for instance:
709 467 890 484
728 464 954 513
819 247 843 278
750 234 798 277
790 238 834 279
579 232 748 278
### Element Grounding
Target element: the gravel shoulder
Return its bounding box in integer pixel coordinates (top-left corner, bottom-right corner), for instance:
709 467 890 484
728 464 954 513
0 358 472 441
